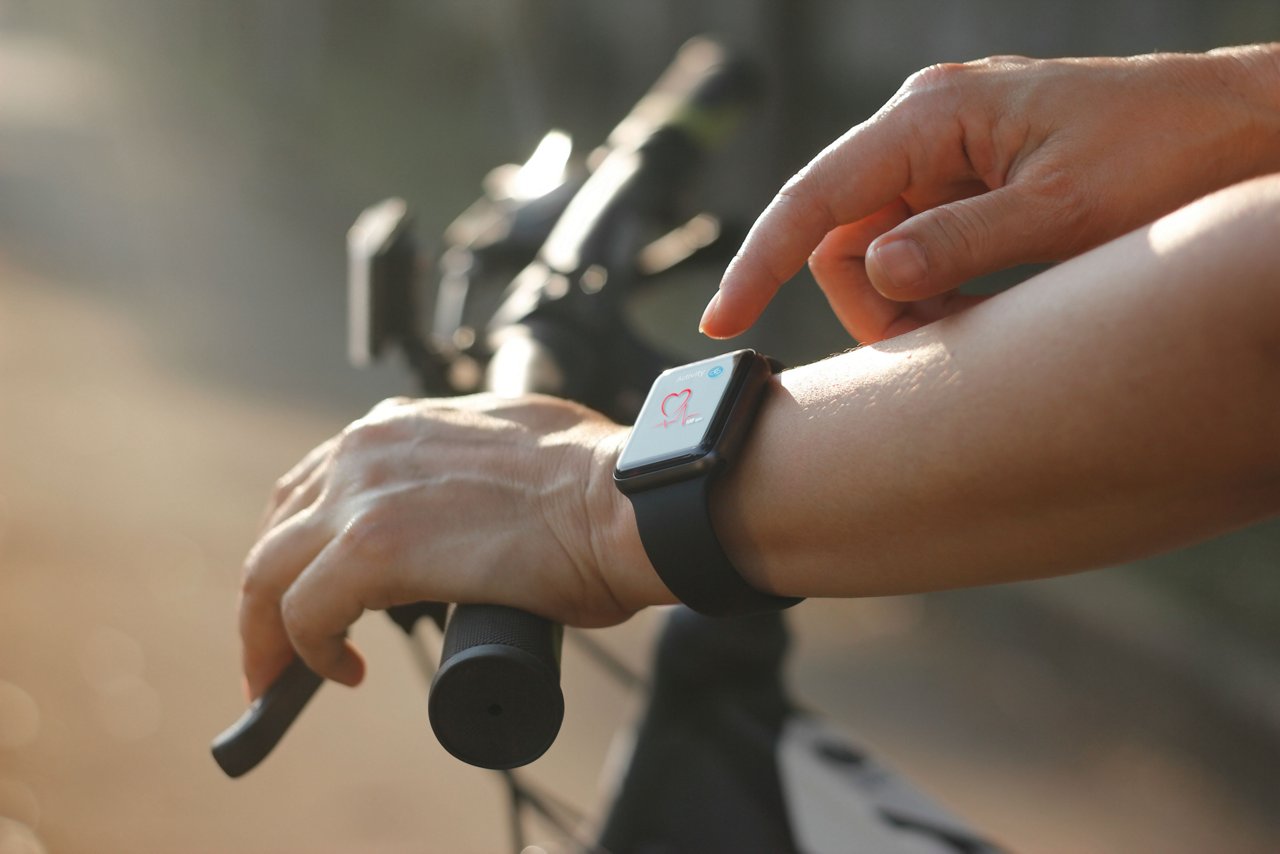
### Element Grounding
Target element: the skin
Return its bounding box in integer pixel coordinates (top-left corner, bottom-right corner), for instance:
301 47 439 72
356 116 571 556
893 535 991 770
713 178 1280 600
240 45 1280 699
702 44 1280 343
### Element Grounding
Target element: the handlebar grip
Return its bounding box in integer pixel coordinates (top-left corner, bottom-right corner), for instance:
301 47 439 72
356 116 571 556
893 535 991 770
428 604 565 769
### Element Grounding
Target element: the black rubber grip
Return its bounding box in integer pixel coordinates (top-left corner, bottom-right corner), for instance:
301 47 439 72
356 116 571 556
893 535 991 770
210 657 323 778
428 604 564 769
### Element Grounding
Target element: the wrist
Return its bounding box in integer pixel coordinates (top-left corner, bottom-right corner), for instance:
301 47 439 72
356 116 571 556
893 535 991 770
1205 43 1280 173
708 373 792 598
608 351 802 616
585 428 677 611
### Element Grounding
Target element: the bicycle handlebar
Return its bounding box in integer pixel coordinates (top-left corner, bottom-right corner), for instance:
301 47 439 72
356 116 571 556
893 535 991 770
427 39 759 770
212 37 759 777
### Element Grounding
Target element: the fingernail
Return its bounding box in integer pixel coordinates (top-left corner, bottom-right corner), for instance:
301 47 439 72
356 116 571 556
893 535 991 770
698 291 722 334
871 239 928 293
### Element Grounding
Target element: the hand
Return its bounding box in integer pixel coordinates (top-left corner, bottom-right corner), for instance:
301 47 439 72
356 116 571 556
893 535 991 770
700 45 1280 343
238 394 658 699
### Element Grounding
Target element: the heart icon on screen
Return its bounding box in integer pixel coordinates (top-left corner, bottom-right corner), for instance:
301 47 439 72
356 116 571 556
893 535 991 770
661 389 692 418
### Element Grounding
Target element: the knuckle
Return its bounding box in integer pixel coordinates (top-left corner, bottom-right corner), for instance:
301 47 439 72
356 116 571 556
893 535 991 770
239 556 267 597
773 169 820 223
887 64 969 134
339 417 395 450
971 53 1033 69
902 62 967 97
279 588 306 638
807 243 845 284
279 591 327 665
369 396 412 415
269 476 293 507
466 392 500 409
777 166 812 199
344 398 415 443
335 507 396 563
334 424 361 453
1026 165 1078 206
768 166 838 249
355 459 394 491
240 539 275 590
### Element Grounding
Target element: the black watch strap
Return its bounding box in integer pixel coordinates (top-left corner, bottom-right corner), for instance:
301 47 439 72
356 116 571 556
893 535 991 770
628 475 802 617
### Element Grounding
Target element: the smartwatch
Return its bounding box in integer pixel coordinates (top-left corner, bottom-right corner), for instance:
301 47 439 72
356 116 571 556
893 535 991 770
613 349 802 617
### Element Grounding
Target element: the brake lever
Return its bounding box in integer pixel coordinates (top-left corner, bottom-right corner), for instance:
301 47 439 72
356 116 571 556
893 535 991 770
211 602 448 777
211 658 323 778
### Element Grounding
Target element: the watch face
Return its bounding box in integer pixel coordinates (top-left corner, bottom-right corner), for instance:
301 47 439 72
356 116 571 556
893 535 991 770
616 351 750 474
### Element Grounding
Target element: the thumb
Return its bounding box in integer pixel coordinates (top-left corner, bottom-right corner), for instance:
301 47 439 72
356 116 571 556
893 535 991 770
866 185 1063 300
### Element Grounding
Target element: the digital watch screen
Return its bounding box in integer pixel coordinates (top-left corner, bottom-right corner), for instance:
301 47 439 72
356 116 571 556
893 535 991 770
616 351 747 475
613 349 802 616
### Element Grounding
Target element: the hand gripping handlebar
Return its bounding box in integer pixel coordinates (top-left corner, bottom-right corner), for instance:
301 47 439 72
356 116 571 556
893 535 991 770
212 37 759 775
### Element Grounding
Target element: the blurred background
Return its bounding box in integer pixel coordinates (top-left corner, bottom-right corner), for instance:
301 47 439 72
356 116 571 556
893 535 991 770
2 1 1279 852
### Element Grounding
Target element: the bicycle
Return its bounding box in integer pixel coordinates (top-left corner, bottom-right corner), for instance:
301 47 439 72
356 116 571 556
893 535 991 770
212 38 1005 854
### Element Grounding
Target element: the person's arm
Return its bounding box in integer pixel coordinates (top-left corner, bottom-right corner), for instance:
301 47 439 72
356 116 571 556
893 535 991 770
700 44 1280 344
239 70 1280 698
684 176 1280 598
240 175 1280 698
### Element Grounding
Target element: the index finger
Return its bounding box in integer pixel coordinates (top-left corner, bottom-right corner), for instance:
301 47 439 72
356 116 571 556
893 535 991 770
700 118 911 339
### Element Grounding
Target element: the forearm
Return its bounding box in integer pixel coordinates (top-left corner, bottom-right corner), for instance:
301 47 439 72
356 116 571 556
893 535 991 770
709 176 1280 599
